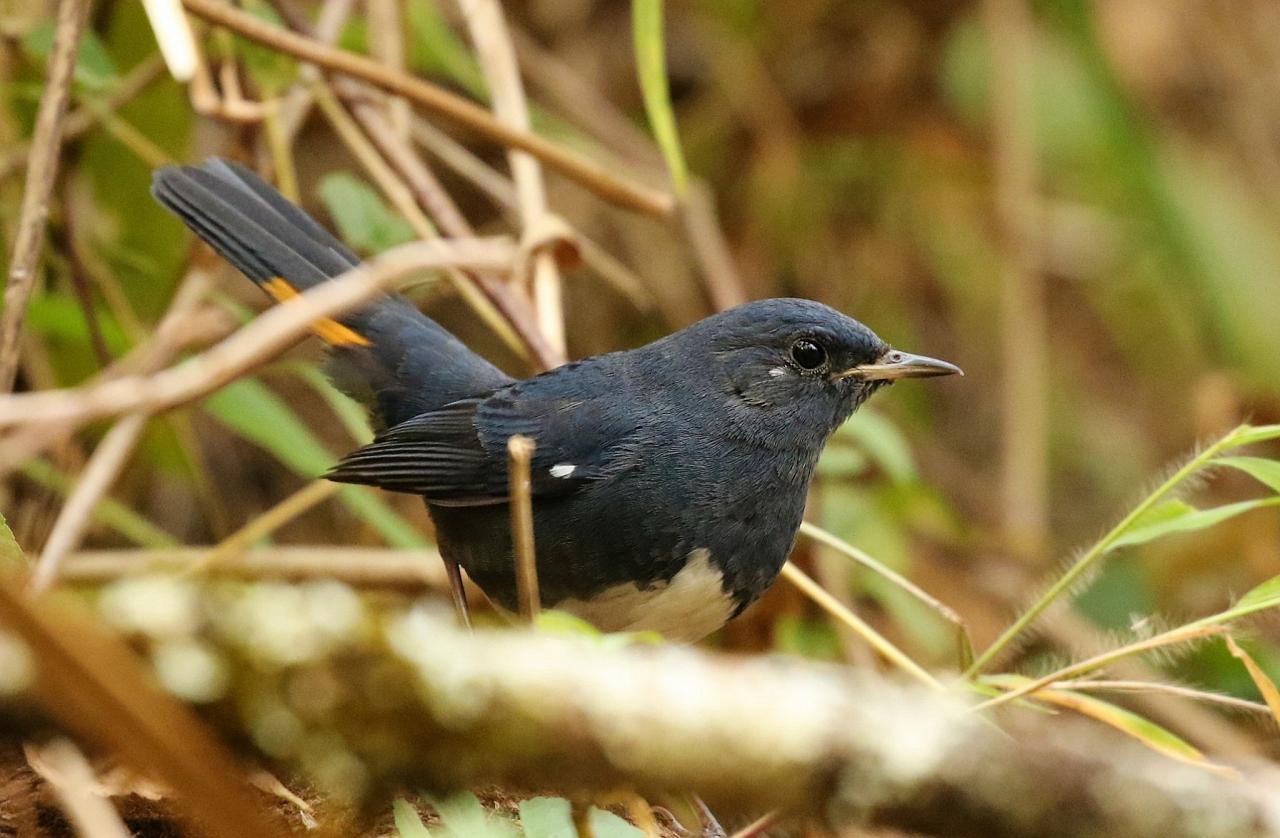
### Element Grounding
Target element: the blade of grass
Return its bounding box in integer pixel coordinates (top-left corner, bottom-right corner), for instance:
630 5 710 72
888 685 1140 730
779 561 940 689
287 363 375 445
975 623 1225 711
203 378 424 547
985 674 1232 775
1216 456 1280 494
1224 635 1280 727
967 423 1274 675
799 521 975 669
183 479 341 576
0 511 25 574
632 0 688 196
1110 497 1280 549
1053 678 1271 715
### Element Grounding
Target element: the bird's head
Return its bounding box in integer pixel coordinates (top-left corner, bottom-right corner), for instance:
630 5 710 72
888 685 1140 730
675 298 961 448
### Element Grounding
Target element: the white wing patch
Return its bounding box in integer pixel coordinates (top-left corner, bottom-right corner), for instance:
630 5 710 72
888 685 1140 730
549 463 576 478
551 549 733 642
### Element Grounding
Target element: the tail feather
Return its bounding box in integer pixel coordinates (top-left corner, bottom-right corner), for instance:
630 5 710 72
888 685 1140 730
151 158 513 428
152 161 355 287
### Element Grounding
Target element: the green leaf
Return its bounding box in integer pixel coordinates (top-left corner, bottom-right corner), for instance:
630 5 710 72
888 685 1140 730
1217 456 1280 495
318 173 415 255
394 799 434 838
1111 497 1280 550
23 21 118 90
0 512 26 575
1228 575 1280 615
535 609 604 637
288 364 375 445
406 0 488 99
632 0 688 196
203 379 425 547
215 1 296 96
1228 424 1280 449
518 797 575 838
987 674 1213 768
427 792 518 838
590 808 645 838
1112 498 1196 544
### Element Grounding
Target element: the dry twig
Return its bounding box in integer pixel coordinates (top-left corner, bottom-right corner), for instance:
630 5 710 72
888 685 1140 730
30 413 150 593
180 0 675 217
0 0 93 392
0 238 514 431
459 0 568 361
507 434 539 620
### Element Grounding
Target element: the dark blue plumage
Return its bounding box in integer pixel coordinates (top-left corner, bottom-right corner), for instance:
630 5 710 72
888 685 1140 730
153 159 960 640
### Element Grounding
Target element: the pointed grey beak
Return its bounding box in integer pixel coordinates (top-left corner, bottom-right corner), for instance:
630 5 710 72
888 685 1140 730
840 349 963 381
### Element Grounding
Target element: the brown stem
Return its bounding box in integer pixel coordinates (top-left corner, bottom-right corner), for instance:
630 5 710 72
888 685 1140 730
180 0 675 218
0 0 93 392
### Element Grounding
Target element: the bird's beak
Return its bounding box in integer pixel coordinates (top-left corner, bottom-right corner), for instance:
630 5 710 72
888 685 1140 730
839 349 963 381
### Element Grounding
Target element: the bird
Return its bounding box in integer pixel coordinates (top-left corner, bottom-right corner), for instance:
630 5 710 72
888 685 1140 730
152 158 961 642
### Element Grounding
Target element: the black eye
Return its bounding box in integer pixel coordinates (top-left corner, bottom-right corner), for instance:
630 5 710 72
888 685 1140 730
790 339 827 370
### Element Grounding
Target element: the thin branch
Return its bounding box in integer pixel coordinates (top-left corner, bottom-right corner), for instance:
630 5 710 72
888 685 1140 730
975 624 1227 712
410 115 519 211
508 434 539 621
29 413 150 593
180 0 675 218
778 561 940 690
59 546 460 590
682 181 747 311
309 82 545 366
25 739 132 838
0 269 221 478
0 0 92 392
182 479 341 576
365 0 410 137
459 0 567 362
1054 679 1272 715
0 54 166 182
333 79 560 368
0 238 515 430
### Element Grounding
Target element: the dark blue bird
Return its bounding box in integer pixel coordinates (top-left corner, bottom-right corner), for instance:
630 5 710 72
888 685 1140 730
153 159 960 641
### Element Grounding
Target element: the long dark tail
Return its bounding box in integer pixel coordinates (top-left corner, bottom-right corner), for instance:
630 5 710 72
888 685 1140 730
152 159 511 427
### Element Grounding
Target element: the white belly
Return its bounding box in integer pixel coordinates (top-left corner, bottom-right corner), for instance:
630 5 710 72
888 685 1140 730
551 549 734 642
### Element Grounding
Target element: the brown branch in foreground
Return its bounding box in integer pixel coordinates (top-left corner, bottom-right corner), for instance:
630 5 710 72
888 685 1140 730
179 0 675 218
0 237 514 431
0 0 92 393
6 594 1280 838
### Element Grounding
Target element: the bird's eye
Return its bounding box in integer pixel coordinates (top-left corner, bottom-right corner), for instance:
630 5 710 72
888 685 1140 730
789 339 827 370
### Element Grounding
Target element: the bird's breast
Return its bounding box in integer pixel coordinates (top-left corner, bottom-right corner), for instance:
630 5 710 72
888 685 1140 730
548 548 735 642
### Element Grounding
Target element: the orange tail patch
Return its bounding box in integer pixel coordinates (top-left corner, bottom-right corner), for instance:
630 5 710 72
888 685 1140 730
262 277 371 347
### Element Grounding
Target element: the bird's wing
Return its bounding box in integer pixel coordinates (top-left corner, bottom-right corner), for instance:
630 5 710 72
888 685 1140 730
325 363 644 503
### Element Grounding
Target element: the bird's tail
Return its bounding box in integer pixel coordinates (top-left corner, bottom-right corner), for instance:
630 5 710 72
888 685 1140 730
152 159 510 427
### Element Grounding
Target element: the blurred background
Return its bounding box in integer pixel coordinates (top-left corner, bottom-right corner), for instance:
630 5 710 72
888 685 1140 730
3 0 1280 759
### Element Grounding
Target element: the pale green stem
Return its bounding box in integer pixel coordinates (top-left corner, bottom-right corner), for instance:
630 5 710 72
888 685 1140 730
965 425 1248 677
